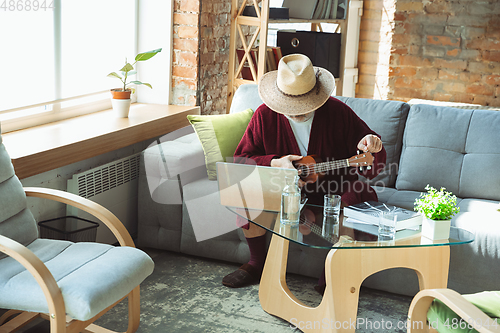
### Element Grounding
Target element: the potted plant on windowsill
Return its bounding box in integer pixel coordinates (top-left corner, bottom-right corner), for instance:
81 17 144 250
414 185 460 240
107 48 162 117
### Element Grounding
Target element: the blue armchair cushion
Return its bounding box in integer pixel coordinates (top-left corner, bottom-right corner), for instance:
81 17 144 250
0 238 154 321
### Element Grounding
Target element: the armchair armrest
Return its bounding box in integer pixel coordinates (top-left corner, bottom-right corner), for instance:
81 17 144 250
408 289 500 333
0 235 66 330
24 187 134 247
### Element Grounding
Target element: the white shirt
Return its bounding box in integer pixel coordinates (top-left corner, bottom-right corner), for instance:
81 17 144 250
286 112 315 157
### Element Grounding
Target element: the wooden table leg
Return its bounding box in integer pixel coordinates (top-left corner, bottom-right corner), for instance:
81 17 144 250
259 228 450 333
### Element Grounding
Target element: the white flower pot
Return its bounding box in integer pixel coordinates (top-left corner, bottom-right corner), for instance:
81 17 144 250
421 218 451 240
111 98 131 118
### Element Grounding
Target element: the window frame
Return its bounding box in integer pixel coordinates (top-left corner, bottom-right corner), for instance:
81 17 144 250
0 0 172 134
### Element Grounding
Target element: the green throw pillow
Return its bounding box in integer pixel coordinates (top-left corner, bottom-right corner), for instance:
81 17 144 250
187 108 254 180
427 291 500 333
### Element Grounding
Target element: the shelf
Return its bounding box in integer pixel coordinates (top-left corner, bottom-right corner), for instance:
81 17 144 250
268 18 345 24
227 0 363 112
3 103 200 179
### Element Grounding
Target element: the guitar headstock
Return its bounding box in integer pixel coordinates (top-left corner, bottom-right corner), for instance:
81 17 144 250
348 151 374 167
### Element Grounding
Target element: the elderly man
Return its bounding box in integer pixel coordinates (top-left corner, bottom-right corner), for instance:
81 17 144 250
222 54 386 291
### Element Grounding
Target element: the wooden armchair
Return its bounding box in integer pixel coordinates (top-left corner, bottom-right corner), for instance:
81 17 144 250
0 129 154 333
408 289 500 333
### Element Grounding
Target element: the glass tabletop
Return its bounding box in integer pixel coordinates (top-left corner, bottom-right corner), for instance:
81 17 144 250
226 203 475 249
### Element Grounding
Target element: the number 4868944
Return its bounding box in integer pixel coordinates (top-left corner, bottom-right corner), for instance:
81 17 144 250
1 0 55 11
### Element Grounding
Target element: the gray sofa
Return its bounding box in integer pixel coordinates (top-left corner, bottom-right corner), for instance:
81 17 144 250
138 84 500 296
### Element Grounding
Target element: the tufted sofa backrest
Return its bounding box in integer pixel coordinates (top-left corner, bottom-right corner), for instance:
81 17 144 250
0 126 38 259
396 104 500 201
335 96 410 188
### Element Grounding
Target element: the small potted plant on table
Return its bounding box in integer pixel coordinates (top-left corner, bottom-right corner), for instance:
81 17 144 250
414 185 460 240
107 48 162 117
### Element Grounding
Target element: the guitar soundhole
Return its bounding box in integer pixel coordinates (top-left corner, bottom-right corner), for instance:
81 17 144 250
298 165 309 177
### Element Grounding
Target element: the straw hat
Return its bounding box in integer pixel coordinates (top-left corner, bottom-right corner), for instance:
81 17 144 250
258 54 335 116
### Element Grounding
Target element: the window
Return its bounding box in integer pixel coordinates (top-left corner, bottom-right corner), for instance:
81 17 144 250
0 0 172 133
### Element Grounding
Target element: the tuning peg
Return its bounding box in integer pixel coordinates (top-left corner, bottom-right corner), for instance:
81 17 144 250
367 166 372 170
356 150 361 171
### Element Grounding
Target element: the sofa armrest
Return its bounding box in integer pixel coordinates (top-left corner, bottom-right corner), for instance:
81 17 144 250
142 131 207 203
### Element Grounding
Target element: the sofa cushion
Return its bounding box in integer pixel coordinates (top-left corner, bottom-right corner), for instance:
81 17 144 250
374 188 422 211
396 104 470 194
449 211 500 293
376 187 498 220
396 105 500 202
459 110 500 201
142 132 206 202
229 84 263 114
335 96 410 188
187 108 254 180
182 177 241 242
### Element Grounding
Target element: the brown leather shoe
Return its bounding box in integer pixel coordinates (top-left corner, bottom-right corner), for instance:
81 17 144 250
222 263 261 288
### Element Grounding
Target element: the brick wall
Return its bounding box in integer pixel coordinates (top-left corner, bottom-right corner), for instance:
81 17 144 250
172 0 200 107
199 0 231 115
172 0 231 115
174 0 499 111
358 0 500 106
357 0 396 99
388 0 500 106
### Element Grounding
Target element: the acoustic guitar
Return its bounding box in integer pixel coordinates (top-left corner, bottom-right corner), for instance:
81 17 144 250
292 152 374 183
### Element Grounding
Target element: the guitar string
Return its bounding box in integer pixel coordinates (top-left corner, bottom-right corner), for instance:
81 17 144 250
300 156 370 174
298 215 336 243
300 159 349 174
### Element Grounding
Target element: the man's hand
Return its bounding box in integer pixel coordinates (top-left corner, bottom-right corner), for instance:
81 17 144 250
270 154 302 169
357 134 383 153
270 155 307 188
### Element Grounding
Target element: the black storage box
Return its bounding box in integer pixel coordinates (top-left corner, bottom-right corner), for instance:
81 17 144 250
277 30 341 78
38 216 99 242
243 6 289 19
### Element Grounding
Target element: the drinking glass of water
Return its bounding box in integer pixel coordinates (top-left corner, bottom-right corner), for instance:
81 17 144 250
323 194 341 225
378 211 397 241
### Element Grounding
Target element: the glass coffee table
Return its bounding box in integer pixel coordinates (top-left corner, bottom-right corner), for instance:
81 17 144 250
227 203 474 333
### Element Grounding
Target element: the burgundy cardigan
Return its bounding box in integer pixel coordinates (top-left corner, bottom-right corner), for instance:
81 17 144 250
234 97 387 206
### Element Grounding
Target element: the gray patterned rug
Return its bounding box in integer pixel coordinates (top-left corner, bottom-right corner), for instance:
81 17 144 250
10 248 413 332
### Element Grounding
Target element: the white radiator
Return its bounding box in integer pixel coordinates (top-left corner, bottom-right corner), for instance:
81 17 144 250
67 153 141 244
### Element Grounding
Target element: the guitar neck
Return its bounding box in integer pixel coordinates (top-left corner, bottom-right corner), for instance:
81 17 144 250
299 217 337 244
314 159 349 173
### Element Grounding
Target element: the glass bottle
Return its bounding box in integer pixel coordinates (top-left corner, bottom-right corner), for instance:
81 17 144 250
280 175 301 225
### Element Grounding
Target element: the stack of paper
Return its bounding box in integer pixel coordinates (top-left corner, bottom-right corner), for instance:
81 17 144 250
343 201 423 231
343 218 420 239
